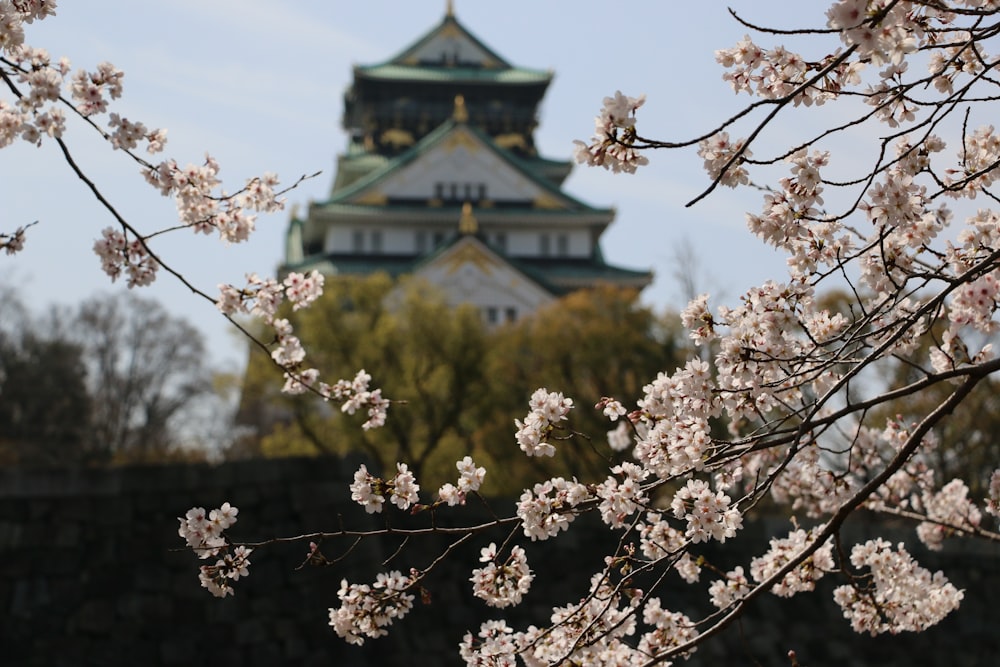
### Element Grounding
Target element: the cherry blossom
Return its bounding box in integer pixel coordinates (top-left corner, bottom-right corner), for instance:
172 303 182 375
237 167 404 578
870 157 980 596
469 542 533 608
516 476 588 541
573 91 649 174
514 388 573 457
14 0 1000 661
915 479 982 551
749 527 835 597
833 539 963 635
670 479 742 544
349 463 386 514
177 503 249 598
987 470 1000 519
436 456 487 507
328 570 416 645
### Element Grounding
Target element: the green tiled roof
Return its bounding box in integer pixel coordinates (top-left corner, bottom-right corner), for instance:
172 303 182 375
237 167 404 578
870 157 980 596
516 257 653 292
354 12 552 86
317 119 606 215
354 63 551 85
308 202 613 223
385 12 510 68
281 254 418 278
281 246 652 295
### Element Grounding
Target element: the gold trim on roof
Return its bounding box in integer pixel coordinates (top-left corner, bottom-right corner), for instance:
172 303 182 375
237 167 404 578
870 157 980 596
532 193 565 209
380 128 415 148
353 191 388 205
442 127 478 152
453 94 469 123
443 242 497 276
439 22 461 38
494 133 527 151
459 202 478 235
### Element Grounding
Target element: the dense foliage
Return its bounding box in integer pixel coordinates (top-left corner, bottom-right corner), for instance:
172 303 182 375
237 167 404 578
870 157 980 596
239 275 681 494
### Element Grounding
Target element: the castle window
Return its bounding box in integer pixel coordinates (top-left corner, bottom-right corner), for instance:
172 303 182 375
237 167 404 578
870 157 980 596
416 230 428 253
556 234 569 256
434 182 444 200
486 307 499 324
494 232 507 252
539 234 551 256
505 307 517 323
352 230 365 252
449 183 458 201
371 230 383 254
433 231 445 247
478 183 487 201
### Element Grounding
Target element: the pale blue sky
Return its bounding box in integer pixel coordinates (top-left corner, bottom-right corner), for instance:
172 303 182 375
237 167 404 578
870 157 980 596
3 2 834 369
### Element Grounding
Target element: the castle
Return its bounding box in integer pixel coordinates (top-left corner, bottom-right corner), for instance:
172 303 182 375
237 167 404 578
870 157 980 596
279 5 651 323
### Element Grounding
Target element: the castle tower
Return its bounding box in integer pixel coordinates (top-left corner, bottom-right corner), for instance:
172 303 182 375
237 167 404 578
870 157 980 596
280 7 651 323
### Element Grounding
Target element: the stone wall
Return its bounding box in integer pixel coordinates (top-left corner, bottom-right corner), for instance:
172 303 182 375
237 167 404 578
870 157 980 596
1 456 998 666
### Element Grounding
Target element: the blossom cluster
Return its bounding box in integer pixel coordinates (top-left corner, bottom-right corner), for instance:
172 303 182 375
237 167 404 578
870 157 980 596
708 566 750 610
436 455 487 507
217 272 326 389
0 225 29 255
572 91 649 174
595 461 649 529
519 573 642 665
458 620 520 667
915 479 982 551
143 157 282 244
748 527 835 597
328 369 390 431
516 476 587 541
469 542 533 608
328 570 416 645
92 226 158 288
697 131 752 188
633 358 718 479
459 582 700 666
2 44 68 148
670 478 742 544
177 503 250 598
638 512 702 583
827 0 918 67
833 539 963 635
514 387 573 457
349 462 420 514
747 149 857 282
987 470 1000 519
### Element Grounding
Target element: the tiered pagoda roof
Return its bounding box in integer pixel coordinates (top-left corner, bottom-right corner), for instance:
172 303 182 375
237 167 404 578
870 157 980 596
280 6 651 308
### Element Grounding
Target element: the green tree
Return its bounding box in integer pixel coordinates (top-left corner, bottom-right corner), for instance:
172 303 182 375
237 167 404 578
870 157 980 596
475 285 683 490
241 274 490 486
239 276 684 494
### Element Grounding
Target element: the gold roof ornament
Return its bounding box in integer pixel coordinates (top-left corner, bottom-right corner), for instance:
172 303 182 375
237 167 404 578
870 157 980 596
453 94 469 123
380 127 415 148
446 0 454 17
459 201 478 235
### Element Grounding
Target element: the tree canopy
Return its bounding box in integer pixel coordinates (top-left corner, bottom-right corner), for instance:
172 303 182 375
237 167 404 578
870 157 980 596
239 275 683 494
0 289 219 465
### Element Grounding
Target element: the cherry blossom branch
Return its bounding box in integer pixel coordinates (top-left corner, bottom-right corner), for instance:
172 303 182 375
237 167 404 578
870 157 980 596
647 368 984 665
